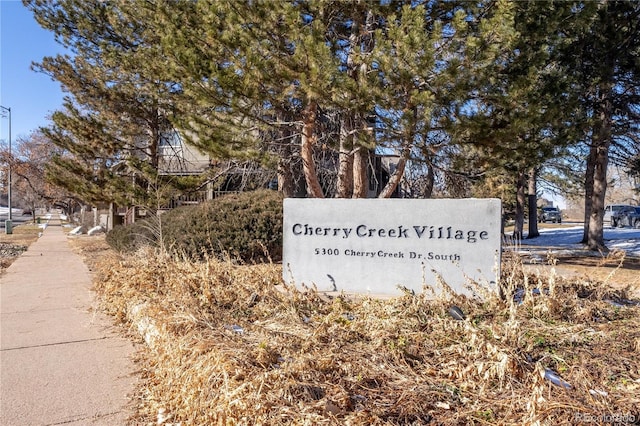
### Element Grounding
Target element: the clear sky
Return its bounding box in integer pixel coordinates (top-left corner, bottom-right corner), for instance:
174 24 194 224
0 0 66 142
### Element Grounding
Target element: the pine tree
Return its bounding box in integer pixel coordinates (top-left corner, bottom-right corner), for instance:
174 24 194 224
561 1 640 250
25 0 197 208
451 0 582 239
152 1 525 199
149 1 351 198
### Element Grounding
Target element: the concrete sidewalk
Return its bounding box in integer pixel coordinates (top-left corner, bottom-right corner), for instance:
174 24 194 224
0 216 138 425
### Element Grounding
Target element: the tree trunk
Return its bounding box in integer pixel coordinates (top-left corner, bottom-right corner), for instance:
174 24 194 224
423 162 434 198
378 145 410 198
277 158 294 198
336 115 354 198
587 131 611 251
527 168 540 238
379 107 415 198
352 146 369 198
300 100 324 198
513 171 526 240
275 111 295 198
339 6 373 199
581 144 596 244
586 81 613 251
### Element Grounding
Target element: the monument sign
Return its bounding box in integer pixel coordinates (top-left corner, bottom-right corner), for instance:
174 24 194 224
283 198 502 298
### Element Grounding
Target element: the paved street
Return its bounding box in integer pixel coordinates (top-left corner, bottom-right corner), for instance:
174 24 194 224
0 211 32 231
0 215 138 425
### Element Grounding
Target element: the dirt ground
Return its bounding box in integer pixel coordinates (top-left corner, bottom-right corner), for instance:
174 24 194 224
520 253 640 297
555 254 639 286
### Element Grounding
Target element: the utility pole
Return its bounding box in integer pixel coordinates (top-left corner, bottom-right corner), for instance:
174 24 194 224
0 105 12 234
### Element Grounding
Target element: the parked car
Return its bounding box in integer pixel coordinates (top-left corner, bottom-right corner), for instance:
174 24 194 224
604 204 635 227
539 206 562 223
611 206 640 228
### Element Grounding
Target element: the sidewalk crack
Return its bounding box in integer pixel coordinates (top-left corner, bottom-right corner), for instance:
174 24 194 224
44 410 122 425
1 336 109 351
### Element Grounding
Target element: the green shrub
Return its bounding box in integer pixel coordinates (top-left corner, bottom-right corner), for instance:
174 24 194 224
105 222 154 253
105 225 131 253
106 190 284 263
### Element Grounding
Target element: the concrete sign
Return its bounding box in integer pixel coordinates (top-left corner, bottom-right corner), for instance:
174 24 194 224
283 198 501 298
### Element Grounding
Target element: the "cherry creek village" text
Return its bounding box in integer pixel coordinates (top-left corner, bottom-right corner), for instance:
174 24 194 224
292 223 490 244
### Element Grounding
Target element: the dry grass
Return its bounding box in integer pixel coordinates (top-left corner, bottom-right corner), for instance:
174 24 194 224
72 238 640 425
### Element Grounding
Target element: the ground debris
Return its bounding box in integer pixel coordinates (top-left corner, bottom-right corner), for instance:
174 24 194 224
0 242 28 257
0 242 29 272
